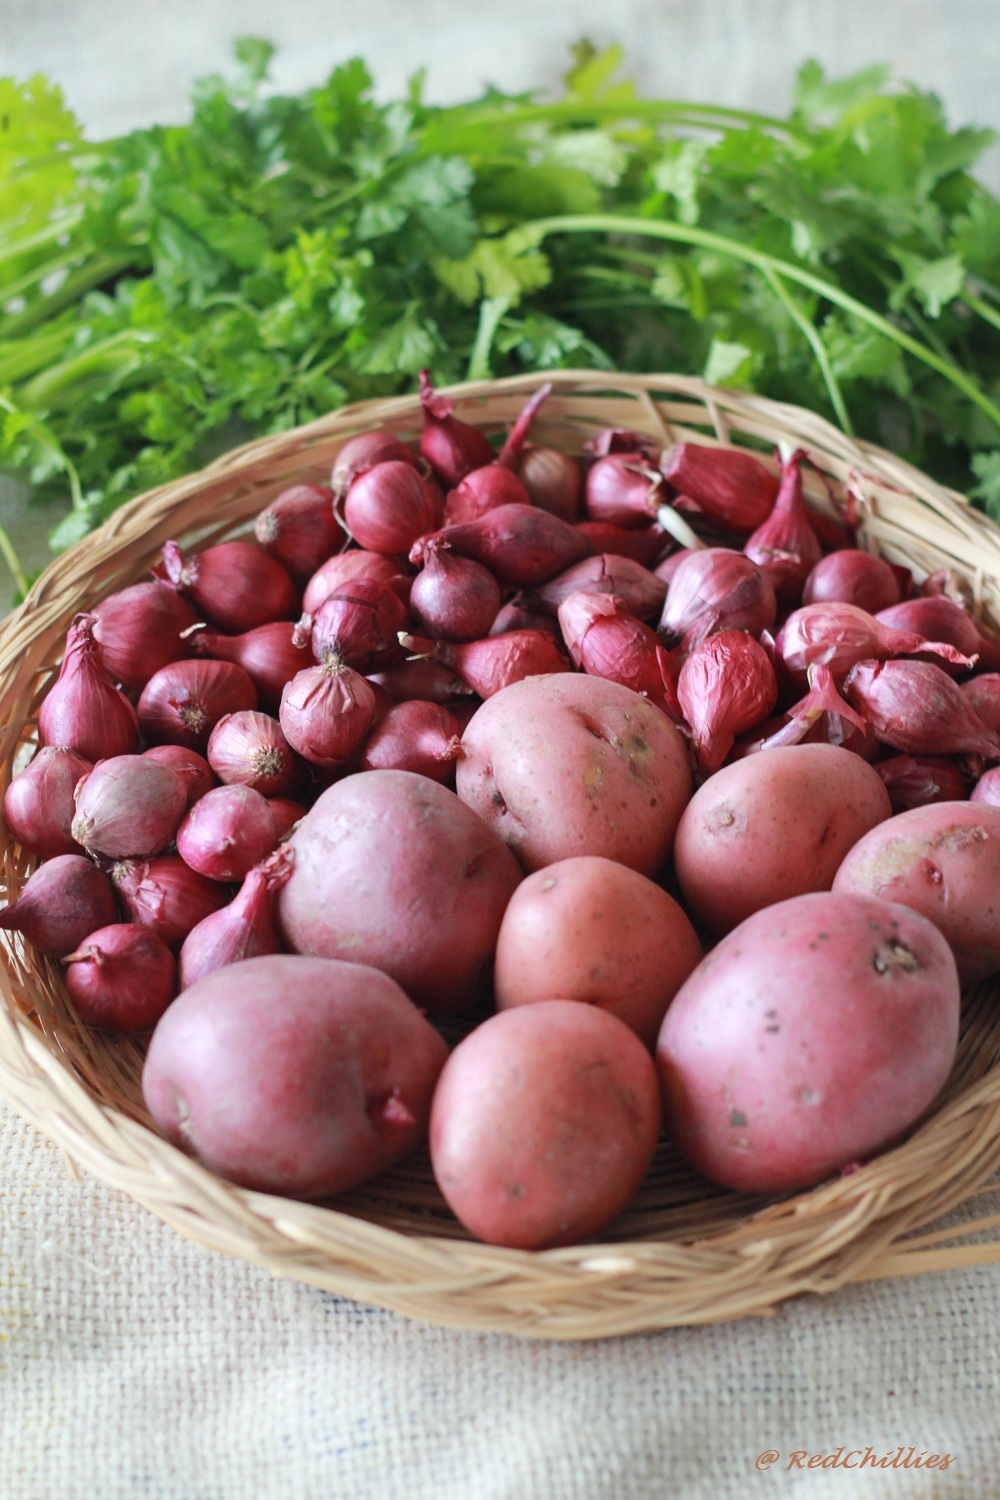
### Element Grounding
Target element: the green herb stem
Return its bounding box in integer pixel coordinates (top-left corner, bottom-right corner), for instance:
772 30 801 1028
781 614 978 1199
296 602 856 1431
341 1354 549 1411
760 264 853 434
0 525 29 602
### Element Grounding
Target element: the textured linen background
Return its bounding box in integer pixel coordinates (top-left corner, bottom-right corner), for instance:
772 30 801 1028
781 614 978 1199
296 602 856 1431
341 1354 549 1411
4 4 1000 1496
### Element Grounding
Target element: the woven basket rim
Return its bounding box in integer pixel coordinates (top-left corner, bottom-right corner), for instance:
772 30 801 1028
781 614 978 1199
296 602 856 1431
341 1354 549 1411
3 368 1000 1341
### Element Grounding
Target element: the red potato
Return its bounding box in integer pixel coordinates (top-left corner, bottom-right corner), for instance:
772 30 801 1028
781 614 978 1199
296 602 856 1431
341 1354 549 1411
430 1000 661 1248
673 743 892 936
277 770 522 1013
142 954 449 1198
456 673 692 876
494 857 702 1049
657 891 960 1193
832 801 1000 986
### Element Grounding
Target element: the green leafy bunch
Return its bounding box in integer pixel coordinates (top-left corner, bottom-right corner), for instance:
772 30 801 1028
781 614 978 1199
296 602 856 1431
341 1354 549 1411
3 36 1000 575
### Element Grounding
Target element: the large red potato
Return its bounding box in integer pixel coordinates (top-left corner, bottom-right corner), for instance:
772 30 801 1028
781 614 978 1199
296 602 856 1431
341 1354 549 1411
277 770 521 1012
833 800 1000 985
657 891 960 1194
430 1000 661 1248
455 673 692 876
673 742 891 935
142 955 449 1198
494 856 702 1048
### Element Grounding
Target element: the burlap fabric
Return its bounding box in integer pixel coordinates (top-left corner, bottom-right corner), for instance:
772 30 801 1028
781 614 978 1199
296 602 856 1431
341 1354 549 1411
2 1096 998 1499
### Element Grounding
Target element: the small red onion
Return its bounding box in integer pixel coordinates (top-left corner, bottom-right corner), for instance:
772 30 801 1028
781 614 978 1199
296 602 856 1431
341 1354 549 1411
575 521 669 567
142 745 217 806
527 553 666 622
207 711 303 797
112 855 230 949
186 621 313 714
368 659 476 704
410 540 502 642
411 503 590 587
443 464 531 526
775 602 975 687
3 745 93 858
677 630 779 773
418 369 494 487
655 550 690 586
961 674 1000 735
331 430 417 498
254 484 346 582
92 580 200 690
162 539 299 633
307 577 408 670
513 445 582 521
802 549 903 614
659 548 776 645
843 658 1000 758
279 655 377 766
138 658 259 750
875 754 971 813
742 448 821 606
0 854 119 956
176 784 278 882
38 614 140 762
303 549 411 616
557 592 680 718
401 629 571 699
971 767 1000 806
343 460 444 556
584 427 661 461
360 700 463 784
584 453 667 529
72 755 188 859
62 924 176 1031
660 444 779 532
876 596 1000 671
268 797 308 840
178 845 294 990
488 601 563 638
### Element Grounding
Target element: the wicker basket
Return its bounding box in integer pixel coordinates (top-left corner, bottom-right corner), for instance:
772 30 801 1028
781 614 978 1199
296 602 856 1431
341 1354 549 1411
3 370 1000 1341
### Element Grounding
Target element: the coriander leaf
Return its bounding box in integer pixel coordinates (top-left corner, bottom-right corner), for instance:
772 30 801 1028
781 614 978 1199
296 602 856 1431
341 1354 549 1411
651 140 707 226
349 303 442 375
890 250 966 317
703 338 756 387
970 450 1000 517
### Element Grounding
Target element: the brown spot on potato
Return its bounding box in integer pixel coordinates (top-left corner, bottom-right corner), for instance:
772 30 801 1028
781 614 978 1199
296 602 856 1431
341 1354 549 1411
729 1108 747 1127
872 941 921 975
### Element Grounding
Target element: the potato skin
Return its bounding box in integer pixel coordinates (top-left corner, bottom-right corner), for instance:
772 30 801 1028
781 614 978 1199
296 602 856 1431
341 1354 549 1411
494 856 702 1048
277 770 522 1013
657 892 960 1193
142 955 448 1197
455 673 692 876
673 743 891 935
430 1000 661 1248
833 801 1000 985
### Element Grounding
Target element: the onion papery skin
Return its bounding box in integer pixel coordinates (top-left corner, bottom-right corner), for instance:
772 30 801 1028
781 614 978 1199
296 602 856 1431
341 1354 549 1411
38 614 141 763
303 550 411 616
0 855 119 957
142 745 218 807
575 522 669 567
71 755 188 860
659 548 776 646
742 449 821 607
308 577 408 672
584 453 666 530
844 658 1000 758
407 630 572 699
112 855 231 950
62 925 177 1032
92 581 201 690
331 430 417 497
557 592 681 719
279 656 378 767
3 745 93 858
660 444 779 532
176 784 279 883
677 630 780 773
529 553 666 623
137 659 259 751
207 711 304 798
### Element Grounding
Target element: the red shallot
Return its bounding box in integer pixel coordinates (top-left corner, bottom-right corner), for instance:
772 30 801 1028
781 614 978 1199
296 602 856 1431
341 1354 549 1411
443 464 531 525
660 443 779 532
488 601 564 638
207 711 304 798
0 854 119 956
971 767 1000 806
659 548 776 646
254 484 346 582
875 596 1000 671
92 580 200 689
3 745 92 858
176 784 278 882
368 659 476 704
527 553 666 622
142 745 217 806
418 369 494 487
279 655 377 766
71 755 188 860
112 855 230 949
360 700 463 784
557 592 680 718
411 503 590 587
303 550 411 616
961 674 1000 735
400 629 571 699
38 614 140 762
584 452 667 529
62 924 177 1031
343 460 444 556
575 521 669 567
751 664 868 752
162 539 299 633
305 576 408 671
268 798 308 840
677 630 779 773
512 445 582 521
187 621 313 714
138 658 259 750
409 540 502 642
775 601 974 687
843 658 1000 758
802 549 903 614
331 430 417 497
742 448 821 606
875 755 970 813
178 845 294 990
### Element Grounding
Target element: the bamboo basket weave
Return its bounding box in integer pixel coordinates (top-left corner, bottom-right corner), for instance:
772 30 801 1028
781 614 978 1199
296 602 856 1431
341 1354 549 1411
3 370 1000 1341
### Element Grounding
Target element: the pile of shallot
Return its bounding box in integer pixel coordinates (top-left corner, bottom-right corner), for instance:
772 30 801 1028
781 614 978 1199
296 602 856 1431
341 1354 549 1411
3 374 1000 1241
